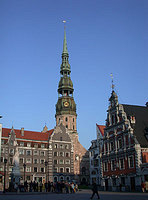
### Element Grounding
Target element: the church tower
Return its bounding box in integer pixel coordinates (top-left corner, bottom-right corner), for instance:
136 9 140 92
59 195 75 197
55 29 77 133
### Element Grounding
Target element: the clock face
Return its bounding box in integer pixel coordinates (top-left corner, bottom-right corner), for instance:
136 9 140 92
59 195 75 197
64 101 69 107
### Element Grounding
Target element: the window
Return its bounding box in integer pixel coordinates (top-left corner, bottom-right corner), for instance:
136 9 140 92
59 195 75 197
111 160 116 171
26 167 31 172
65 160 70 164
60 137 62 141
40 151 45 156
110 141 114 151
65 117 68 122
19 158 24 164
60 144 63 149
19 149 24 155
104 162 108 172
129 156 134 168
40 159 45 164
41 144 45 148
34 167 37 172
73 118 74 122
34 143 38 148
1 140 4 145
73 126 75 130
34 159 38 164
54 144 58 149
66 168 70 173
54 152 58 156
20 142 24 147
65 144 69 149
60 168 64 173
10 140 13 146
82 167 86 175
94 159 98 167
1 148 4 153
27 143 31 147
59 160 64 164
27 157 32 164
119 158 124 169
26 150 31 156
60 152 64 157
66 152 70 157
34 150 39 156
41 168 44 173
9 149 14 154
66 125 68 129
54 160 57 164
118 138 122 149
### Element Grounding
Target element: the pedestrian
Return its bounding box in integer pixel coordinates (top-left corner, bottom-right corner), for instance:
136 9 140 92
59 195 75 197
145 181 148 193
141 181 146 192
90 182 100 199
39 181 42 192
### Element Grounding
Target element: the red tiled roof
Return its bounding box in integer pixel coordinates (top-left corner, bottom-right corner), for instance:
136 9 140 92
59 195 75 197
96 124 105 136
2 128 54 141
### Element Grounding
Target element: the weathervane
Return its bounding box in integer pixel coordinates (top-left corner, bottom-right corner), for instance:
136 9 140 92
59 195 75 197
110 73 115 91
63 20 66 30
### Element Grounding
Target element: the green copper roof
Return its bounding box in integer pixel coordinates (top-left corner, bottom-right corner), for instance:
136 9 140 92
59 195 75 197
63 29 68 54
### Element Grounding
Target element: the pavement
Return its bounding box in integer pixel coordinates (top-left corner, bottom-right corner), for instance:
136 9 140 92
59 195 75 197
0 190 148 200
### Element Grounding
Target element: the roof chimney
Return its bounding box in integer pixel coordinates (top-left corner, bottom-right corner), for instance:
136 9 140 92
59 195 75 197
21 127 24 136
146 102 148 107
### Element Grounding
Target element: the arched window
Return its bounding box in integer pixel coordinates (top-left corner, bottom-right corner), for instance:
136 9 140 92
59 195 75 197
65 117 68 122
82 167 86 175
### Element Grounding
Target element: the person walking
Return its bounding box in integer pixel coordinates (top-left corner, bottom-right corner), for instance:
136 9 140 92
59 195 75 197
90 182 100 199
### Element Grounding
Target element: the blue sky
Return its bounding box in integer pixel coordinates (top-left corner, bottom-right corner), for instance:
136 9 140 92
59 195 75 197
0 0 148 149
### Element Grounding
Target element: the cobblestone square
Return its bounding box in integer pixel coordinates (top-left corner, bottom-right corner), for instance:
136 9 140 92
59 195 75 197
0 190 148 200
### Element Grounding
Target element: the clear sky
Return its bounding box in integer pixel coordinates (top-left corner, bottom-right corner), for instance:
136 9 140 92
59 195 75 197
0 0 148 149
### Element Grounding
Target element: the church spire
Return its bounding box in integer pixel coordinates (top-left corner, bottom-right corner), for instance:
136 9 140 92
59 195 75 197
63 28 68 54
55 28 77 133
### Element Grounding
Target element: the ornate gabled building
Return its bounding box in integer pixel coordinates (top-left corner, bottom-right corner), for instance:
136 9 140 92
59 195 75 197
0 29 89 190
101 89 148 191
89 124 105 185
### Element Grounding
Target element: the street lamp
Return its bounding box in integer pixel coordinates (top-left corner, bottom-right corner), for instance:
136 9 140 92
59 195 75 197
23 163 26 185
45 161 48 183
3 158 7 193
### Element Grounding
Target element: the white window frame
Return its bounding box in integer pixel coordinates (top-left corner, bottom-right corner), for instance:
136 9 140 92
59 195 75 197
119 158 124 170
19 149 24 155
26 158 32 164
26 150 32 156
27 143 31 147
104 161 108 172
60 167 64 173
65 159 70 164
26 167 31 172
41 144 45 148
34 159 38 164
34 150 39 156
111 159 116 171
40 167 45 173
19 158 24 164
66 167 70 173
128 155 134 168
40 159 45 164
40 151 45 156
20 142 24 147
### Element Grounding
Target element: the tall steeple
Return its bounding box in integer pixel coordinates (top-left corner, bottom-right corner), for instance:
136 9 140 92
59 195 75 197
55 29 77 133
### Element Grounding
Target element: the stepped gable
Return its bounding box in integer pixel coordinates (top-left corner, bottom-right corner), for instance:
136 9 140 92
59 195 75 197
122 104 148 148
